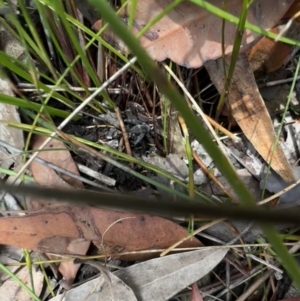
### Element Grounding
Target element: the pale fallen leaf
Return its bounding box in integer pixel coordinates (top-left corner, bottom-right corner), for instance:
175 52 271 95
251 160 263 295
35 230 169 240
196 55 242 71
95 0 292 68
205 53 295 183
0 245 23 283
49 268 137 301
203 169 262 201
0 265 44 301
114 248 228 301
0 79 24 177
142 153 188 179
168 110 187 159
261 166 300 205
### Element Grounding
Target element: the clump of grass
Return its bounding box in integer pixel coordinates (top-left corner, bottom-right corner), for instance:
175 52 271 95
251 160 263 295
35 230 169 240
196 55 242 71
1 0 300 298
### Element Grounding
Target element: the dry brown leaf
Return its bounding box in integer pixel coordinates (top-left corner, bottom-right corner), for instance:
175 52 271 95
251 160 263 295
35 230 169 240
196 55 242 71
30 135 84 191
205 53 295 183
0 206 201 259
248 21 300 77
95 0 293 68
29 135 89 283
284 0 300 21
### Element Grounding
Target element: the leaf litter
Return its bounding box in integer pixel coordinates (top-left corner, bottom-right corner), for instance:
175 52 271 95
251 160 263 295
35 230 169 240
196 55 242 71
1 0 300 300
49 249 228 301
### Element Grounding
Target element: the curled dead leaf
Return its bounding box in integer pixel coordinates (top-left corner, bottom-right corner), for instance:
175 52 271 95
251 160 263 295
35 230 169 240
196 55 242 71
94 0 293 68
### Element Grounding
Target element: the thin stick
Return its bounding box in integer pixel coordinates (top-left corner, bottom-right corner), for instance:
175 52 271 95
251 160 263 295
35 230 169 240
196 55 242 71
115 107 132 166
205 114 237 141
163 64 228 156
160 218 224 256
235 269 274 301
192 150 238 203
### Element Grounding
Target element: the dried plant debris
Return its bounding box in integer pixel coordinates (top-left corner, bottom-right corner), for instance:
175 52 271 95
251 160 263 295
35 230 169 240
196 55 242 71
203 218 291 244
0 80 24 176
261 167 300 205
97 108 160 152
142 153 188 179
192 140 213 167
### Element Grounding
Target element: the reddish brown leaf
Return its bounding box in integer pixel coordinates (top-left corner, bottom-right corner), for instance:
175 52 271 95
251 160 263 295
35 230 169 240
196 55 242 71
191 283 204 301
248 22 300 78
30 135 84 190
95 0 293 68
0 206 201 259
284 0 300 21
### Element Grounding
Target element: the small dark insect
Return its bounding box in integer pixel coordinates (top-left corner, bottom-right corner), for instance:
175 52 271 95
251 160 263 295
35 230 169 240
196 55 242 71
122 17 159 41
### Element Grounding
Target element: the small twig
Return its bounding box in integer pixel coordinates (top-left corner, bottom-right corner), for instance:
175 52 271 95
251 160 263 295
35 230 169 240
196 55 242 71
211 266 266 301
235 269 274 301
192 150 238 203
205 114 237 141
163 64 228 156
245 254 283 274
44 242 297 262
77 164 116 186
76 260 114 301
226 261 231 301
258 75 300 88
115 107 133 166
17 83 127 94
0 140 114 190
160 219 224 256
224 257 248 276
258 175 300 207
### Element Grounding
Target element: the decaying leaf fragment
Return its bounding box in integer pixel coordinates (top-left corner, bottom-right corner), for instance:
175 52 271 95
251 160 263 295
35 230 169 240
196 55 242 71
205 53 295 183
94 0 293 68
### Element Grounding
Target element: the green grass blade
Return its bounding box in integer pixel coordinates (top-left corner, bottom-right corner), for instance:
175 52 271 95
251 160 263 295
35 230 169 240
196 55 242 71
0 263 42 301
